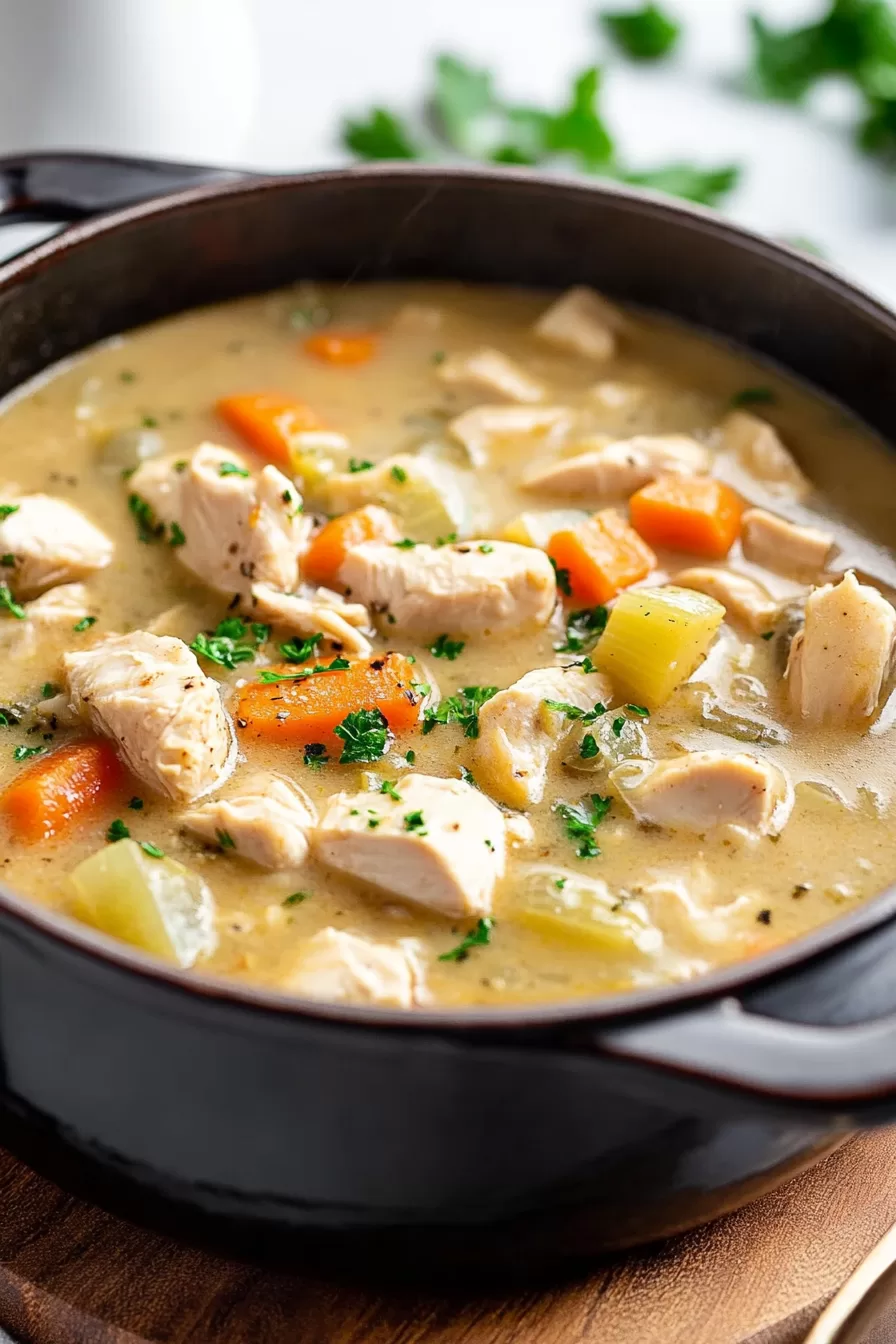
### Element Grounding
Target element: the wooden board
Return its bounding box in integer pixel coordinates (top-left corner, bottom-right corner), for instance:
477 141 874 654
1 1131 896 1344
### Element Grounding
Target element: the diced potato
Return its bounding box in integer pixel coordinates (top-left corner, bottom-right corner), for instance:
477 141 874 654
70 839 216 967
512 865 661 956
501 508 590 549
597 585 724 709
288 430 351 491
323 453 471 541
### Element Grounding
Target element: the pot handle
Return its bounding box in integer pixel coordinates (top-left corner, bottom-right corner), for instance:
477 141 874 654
0 151 243 226
597 908 896 1115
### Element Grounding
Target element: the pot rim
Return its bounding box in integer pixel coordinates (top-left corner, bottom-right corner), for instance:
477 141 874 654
3 159 896 1035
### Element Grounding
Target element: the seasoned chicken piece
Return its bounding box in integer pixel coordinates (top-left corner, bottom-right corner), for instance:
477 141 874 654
720 411 809 500
0 494 113 599
474 665 613 808
533 286 625 361
283 928 425 1008
0 582 93 659
131 443 308 597
522 434 709 499
449 405 571 468
248 582 372 655
785 571 896 722
314 774 506 918
438 347 545 403
60 631 234 802
674 567 779 634
740 507 834 581
338 540 556 637
612 751 793 835
183 771 317 869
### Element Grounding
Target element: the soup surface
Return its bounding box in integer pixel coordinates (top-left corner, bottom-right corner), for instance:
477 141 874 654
0 280 894 1009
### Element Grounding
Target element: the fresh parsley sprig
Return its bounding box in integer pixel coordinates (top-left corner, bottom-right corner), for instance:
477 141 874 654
422 685 499 739
191 616 269 670
556 793 612 859
334 707 391 763
438 916 494 962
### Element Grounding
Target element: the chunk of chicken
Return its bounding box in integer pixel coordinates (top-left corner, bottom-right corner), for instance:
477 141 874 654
522 434 710 499
674 567 779 634
131 443 308 597
719 411 809 500
474 665 613 808
0 583 92 659
183 770 317 869
60 631 234 801
533 286 625 361
338 540 556 637
314 774 506 918
283 928 425 1008
612 751 793 834
0 494 113 599
449 405 571 468
740 507 834 581
248 582 372 656
438 347 545 403
786 571 896 722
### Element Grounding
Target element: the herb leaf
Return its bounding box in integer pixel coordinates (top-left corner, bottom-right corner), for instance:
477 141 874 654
191 616 267 670
601 3 681 61
303 742 330 770
731 385 775 408
335 707 390 763
620 162 741 207
555 605 608 653
556 793 612 858
259 656 350 684
343 107 421 160
349 458 374 473
438 916 494 962
0 584 26 620
128 493 164 544
0 504 19 521
106 819 130 843
13 744 45 762
550 557 573 597
73 615 97 633
140 841 165 859
280 633 323 663
219 461 250 478
430 633 465 660
422 685 498 739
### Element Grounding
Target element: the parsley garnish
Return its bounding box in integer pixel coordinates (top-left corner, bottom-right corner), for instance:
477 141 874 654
280 633 323 663
478 542 494 554
349 458 374 473
555 877 568 890
406 749 417 765
580 733 600 759
139 841 165 859
128 493 164 544
141 415 158 428
13 744 44 762
761 630 775 641
106 819 130 843
435 532 457 546
174 460 188 473
0 709 19 727
303 743 330 770
40 683 57 698
625 703 650 717
380 779 402 800
611 715 626 737
601 3 681 60
544 698 607 723
731 386 775 408
403 809 428 834
1 554 15 567
393 538 417 549
219 462 250 478
169 521 187 548
128 796 143 811
343 107 421 159
72 616 97 633
119 369 137 383
550 557 572 597
334 707 390 763
390 464 408 484
438 916 494 963
0 585 25 620
191 616 267 670
283 891 310 906
460 765 477 787
367 810 381 829
422 685 498 738
259 656 350 683
216 829 236 850
556 794 612 859
430 633 465 660
0 504 19 521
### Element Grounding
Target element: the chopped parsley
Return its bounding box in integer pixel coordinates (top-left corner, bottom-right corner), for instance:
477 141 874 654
367 811 381 829
556 793 612 859
303 743 330 770
555 605 608 653
580 732 600 759
40 683 57 698
405 749 417 765
280 632 323 663
348 458 374 473
625 703 650 717
174 460 188 473
139 841 165 859
429 633 465 660
343 107 421 160
0 709 18 728
219 461 250 478
0 585 25 620
283 890 310 906
431 350 446 364
0 504 19 521
438 916 494 963
259 655 350 683
555 877 568 891
106 819 130 843
141 415 159 429
544 698 607 723
393 538 418 549
128 796 144 810
191 616 267 670
761 630 775 641
169 521 187 548
478 542 494 554
119 369 137 383
731 386 775 408
128 493 164 544
390 464 408 484
13 744 44 762
460 765 477 786
334 707 390 763
72 615 97 633
550 557 572 597
1 554 15 567
403 809 428 834
611 715 626 737
380 779 402 800
216 829 236 850
422 684 498 739
435 532 457 546
601 3 681 61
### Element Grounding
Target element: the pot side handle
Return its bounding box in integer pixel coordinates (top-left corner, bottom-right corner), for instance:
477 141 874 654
0 151 244 225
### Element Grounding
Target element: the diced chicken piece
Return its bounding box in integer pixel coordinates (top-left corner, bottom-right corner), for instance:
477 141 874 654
522 434 710 499
0 583 92 659
338 540 556 637
785 571 896 722
674 567 779 634
314 774 506 918
183 770 317 870
720 411 810 500
505 813 535 848
474 665 613 808
0 494 113 599
533 286 625 361
248 582 372 655
131 443 309 597
283 928 425 1008
449 405 571 468
740 507 834 581
438 347 545 404
612 751 793 835
60 631 235 802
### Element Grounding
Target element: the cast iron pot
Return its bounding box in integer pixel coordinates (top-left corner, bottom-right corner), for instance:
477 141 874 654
2 153 896 1275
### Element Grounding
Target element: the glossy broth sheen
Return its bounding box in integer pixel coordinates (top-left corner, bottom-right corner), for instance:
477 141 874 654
0 280 895 1006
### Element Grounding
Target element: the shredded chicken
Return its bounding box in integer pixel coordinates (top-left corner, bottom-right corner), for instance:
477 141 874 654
720 411 810 500
438 347 545 403
283 928 426 1007
674 567 780 634
0 494 113 599
740 507 834 581
786 571 896 722
248 582 373 655
448 405 571 468
314 774 506 918
183 771 317 869
523 434 709 498
533 286 625 361
612 751 793 835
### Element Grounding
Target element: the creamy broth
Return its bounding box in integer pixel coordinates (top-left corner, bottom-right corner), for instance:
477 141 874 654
0 279 894 1007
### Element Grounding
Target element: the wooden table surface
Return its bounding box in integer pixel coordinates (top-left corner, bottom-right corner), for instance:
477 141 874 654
1 1131 896 1344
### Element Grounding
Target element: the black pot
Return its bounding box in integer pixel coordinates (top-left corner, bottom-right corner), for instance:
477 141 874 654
2 153 896 1275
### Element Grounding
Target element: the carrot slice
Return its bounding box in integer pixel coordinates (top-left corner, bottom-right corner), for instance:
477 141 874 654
547 509 656 605
217 394 323 467
629 475 743 559
235 653 421 749
302 505 402 587
1 739 125 843
303 332 377 366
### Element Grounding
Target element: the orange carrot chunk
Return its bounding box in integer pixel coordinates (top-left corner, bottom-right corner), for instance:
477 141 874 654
217 393 323 467
235 653 421 749
629 475 743 559
547 509 657 605
1 740 125 843
302 505 402 587
303 332 377 366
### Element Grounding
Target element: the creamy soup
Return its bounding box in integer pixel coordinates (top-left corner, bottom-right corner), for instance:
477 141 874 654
0 280 894 1009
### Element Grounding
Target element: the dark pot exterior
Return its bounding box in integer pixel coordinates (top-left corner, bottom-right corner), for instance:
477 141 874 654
1 162 896 1270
